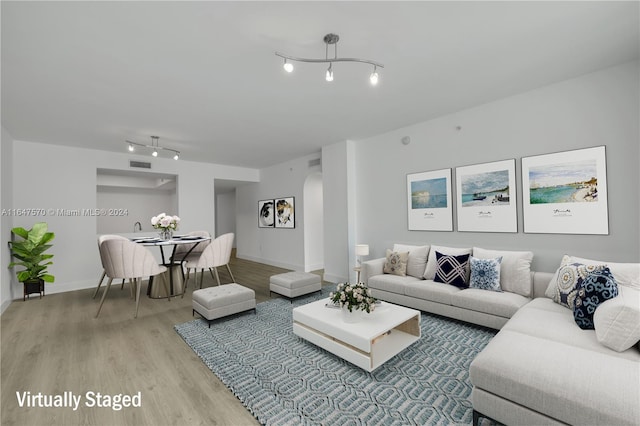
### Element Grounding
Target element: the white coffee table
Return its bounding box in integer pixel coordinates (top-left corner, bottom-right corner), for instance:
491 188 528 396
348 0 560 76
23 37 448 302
292 299 421 372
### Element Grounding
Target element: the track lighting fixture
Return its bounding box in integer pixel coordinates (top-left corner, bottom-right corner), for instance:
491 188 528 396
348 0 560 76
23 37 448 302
125 136 180 160
276 33 383 85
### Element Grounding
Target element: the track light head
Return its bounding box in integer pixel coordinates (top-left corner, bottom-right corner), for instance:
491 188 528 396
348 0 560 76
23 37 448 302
283 59 293 73
370 66 379 86
326 63 334 82
128 143 135 152
173 153 179 160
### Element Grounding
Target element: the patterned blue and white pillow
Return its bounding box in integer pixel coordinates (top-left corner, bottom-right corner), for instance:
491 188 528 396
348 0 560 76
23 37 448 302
547 256 607 310
469 256 503 292
573 267 619 330
434 251 470 289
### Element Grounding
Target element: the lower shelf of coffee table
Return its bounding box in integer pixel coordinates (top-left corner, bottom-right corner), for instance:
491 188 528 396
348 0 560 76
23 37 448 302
293 315 420 372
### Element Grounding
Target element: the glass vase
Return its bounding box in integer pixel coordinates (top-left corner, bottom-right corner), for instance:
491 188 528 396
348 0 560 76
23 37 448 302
159 229 173 241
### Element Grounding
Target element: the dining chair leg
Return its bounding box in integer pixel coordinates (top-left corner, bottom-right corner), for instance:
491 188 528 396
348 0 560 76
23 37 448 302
208 268 217 284
199 269 205 289
212 267 221 286
92 270 106 299
184 268 190 288
120 279 126 290
95 277 114 318
134 278 142 318
128 279 135 299
225 264 236 283
182 268 191 298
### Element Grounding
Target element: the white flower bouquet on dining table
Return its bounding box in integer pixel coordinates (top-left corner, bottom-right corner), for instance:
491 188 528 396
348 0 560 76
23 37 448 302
151 213 180 240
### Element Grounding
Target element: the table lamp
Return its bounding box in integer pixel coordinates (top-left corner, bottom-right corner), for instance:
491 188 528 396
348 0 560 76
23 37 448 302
355 244 370 267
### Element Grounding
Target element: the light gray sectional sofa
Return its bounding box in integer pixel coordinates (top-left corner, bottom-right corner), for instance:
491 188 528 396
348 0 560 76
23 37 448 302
361 244 542 330
362 244 640 425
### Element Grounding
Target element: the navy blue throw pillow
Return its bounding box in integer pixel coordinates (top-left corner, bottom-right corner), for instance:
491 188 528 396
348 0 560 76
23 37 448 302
573 267 619 330
434 251 470 289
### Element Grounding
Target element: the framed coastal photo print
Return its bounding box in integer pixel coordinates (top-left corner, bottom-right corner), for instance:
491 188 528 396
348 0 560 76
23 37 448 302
275 197 295 228
258 200 275 228
522 146 608 234
455 159 517 232
406 169 453 231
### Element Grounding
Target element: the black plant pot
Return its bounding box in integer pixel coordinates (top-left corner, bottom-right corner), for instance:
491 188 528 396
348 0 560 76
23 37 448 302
23 279 44 301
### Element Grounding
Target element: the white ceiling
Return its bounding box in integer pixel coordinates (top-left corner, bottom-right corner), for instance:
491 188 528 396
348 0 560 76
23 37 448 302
2 1 639 169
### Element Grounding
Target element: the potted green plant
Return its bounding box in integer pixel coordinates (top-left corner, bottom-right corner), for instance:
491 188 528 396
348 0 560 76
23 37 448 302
8 222 55 300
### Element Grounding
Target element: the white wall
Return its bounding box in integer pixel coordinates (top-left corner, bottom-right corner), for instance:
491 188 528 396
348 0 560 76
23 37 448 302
354 61 640 272
215 191 236 245
236 153 321 271
303 172 324 272
9 141 259 297
97 187 177 234
1 127 15 313
321 142 353 283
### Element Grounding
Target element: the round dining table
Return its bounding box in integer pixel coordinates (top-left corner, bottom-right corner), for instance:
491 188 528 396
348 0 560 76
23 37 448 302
132 235 211 298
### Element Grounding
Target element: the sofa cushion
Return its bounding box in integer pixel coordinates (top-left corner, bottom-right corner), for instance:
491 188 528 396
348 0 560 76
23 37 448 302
473 247 533 297
423 245 472 280
367 273 419 295
550 255 640 290
594 286 640 352
503 298 640 360
573 267 618 330
545 255 607 310
470 328 640 426
469 256 502 292
451 288 528 318
404 279 461 305
434 251 470 288
393 244 429 279
383 249 409 276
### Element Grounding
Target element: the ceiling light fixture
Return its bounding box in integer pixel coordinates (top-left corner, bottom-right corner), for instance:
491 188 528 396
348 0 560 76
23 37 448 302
125 136 180 160
276 33 383 85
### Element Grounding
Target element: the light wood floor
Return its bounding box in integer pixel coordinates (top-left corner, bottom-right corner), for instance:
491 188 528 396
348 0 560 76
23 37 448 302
1 256 324 426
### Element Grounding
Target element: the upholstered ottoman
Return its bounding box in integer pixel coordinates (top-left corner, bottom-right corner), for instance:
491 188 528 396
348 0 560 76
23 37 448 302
192 283 256 327
269 271 322 301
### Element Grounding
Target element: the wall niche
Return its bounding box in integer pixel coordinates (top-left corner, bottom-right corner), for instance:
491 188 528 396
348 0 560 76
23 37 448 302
96 168 178 234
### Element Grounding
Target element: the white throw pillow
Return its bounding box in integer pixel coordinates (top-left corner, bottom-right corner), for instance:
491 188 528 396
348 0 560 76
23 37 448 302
594 286 640 352
423 245 472 280
566 255 640 290
393 244 430 279
383 249 409 277
473 247 533 297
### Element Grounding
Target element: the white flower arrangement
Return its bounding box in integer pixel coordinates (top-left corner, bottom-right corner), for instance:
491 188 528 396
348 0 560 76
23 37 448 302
151 212 180 231
329 282 377 313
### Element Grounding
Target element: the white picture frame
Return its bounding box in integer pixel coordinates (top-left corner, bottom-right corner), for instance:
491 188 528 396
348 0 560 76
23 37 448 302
455 159 517 233
407 168 453 231
522 146 608 234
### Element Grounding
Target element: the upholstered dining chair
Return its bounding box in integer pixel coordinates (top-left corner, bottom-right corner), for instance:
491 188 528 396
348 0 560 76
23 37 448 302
93 234 130 299
183 232 235 293
95 238 170 318
173 230 211 259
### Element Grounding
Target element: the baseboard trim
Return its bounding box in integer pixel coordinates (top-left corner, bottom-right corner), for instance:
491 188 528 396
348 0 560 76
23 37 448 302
236 254 302 272
322 273 347 284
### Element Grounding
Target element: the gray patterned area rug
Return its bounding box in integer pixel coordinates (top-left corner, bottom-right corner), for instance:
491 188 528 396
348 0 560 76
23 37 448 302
175 289 497 425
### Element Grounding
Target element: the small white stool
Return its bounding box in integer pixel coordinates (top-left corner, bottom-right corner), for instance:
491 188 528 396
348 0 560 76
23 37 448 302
269 271 322 302
192 283 256 327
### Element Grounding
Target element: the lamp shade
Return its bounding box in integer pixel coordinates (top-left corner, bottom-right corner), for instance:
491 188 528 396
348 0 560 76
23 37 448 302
355 244 369 256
